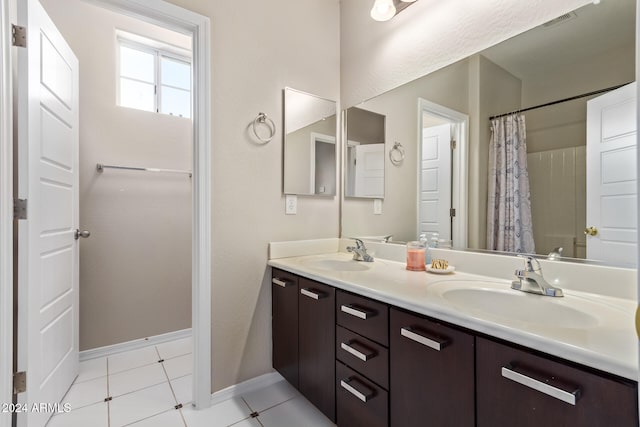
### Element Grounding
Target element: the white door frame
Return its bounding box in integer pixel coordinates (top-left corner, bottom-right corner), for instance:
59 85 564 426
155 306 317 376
418 98 468 249
85 0 212 410
0 0 212 417
0 0 14 426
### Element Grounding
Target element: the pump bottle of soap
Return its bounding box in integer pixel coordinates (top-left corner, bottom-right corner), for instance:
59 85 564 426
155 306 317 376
424 232 439 265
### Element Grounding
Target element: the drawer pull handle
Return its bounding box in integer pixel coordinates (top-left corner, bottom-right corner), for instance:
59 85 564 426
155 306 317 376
340 341 375 362
300 288 325 300
501 364 581 406
340 377 374 402
400 327 449 351
341 304 374 319
272 278 293 288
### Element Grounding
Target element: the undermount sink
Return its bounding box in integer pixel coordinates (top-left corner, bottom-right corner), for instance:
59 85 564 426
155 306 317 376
431 281 600 329
302 258 371 272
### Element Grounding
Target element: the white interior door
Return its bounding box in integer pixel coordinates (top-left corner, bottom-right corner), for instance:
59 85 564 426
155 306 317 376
16 1 79 426
586 82 637 267
354 143 384 197
419 123 452 240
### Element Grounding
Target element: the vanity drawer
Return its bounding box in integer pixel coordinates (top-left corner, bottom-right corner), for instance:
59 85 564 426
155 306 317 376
336 361 388 427
476 337 638 427
337 291 388 346
336 326 389 390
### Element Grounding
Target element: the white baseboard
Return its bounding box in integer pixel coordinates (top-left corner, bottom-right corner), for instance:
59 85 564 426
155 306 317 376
79 328 192 361
210 372 285 407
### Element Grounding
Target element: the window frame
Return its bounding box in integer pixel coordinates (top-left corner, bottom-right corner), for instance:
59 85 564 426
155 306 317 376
117 37 192 118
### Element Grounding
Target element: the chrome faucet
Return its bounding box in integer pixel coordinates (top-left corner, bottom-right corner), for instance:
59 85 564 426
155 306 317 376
547 247 563 260
347 239 374 262
511 255 563 297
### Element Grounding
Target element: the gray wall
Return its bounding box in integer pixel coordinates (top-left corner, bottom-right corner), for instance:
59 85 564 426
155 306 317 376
41 0 193 351
151 0 341 392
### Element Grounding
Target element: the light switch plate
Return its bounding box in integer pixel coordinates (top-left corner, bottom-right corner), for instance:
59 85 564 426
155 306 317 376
374 199 382 215
285 195 297 215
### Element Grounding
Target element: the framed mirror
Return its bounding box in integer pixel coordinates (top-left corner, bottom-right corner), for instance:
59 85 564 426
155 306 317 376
341 0 636 267
344 107 386 199
284 87 337 196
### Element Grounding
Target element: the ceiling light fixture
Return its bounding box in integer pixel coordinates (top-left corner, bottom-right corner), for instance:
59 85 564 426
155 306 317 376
371 0 419 22
370 0 396 21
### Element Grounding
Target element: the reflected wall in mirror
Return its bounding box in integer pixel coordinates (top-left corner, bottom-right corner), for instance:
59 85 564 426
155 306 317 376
341 0 637 267
344 107 385 198
284 87 337 196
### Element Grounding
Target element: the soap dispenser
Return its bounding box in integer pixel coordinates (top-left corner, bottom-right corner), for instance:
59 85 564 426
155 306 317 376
425 232 439 265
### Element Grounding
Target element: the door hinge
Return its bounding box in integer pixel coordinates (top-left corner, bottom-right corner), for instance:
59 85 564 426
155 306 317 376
13 371 26 394
450 208 456 217
14 198 27 220
11 25 26 48
450 139 457 150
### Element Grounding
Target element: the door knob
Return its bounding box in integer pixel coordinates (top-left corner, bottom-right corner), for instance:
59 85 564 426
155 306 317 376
584 226 598 236
74 229 91 240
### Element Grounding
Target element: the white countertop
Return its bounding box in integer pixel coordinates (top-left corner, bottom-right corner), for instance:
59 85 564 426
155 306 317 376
268 252 638 381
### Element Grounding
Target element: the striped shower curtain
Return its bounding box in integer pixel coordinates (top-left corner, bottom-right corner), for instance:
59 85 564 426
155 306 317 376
486 113 535 253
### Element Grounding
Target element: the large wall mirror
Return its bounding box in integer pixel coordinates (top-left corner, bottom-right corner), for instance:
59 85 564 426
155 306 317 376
341 0 637 267
284 88 337 196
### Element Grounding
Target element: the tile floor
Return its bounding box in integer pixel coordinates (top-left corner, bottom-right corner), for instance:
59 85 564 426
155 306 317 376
47 337 336 427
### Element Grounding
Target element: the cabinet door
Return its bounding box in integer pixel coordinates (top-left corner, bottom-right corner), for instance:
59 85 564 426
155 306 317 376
299 278 336 422
271 269 299 388
390 308 474 427
477 337 638 427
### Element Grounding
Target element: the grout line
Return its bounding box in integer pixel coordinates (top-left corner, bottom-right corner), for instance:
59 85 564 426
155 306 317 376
119 407 179 427
106 358 111 427
240 396 254 413
154 345 162 360
226 416 256 427
108 359 162 377
106 357 110 396
252 394 300 415
108 379 173 402
160 358 182 406
178 407 188 427
73 372 109 385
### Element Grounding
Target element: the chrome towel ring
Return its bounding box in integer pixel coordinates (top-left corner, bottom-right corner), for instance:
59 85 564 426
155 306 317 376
389 142 405 166
252 112 276 143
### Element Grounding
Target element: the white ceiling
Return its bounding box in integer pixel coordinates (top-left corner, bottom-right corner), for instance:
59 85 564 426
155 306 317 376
482 0 635 82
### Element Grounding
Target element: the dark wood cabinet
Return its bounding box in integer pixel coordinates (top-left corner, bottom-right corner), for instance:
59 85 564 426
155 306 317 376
337 291 389 346
298 278 336 422
390 308 475 427
336 361 388 427
271 269 299 388
476 337 638 427
336 290 390 427
336 325 389 390
273 268 639 427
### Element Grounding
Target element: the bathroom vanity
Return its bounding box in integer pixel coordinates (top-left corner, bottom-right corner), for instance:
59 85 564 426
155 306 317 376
269 250 638 427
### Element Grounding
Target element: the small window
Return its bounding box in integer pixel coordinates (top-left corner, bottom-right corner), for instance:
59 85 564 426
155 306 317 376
118 39 192 118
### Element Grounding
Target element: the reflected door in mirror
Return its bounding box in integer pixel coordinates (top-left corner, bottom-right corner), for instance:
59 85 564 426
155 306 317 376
284 88 337 196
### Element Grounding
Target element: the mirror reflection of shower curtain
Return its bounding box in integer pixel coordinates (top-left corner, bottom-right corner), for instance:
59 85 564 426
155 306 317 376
487 113 535 253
